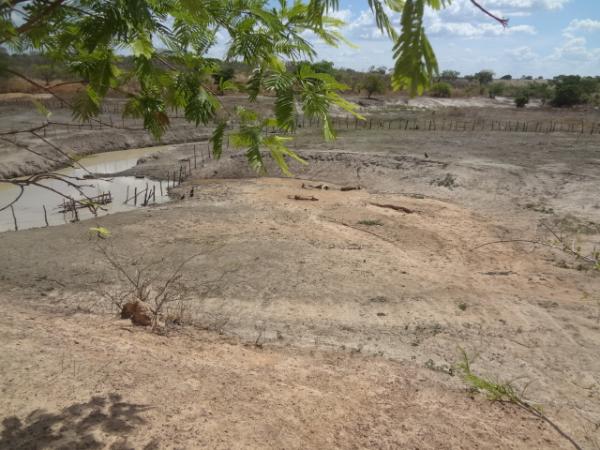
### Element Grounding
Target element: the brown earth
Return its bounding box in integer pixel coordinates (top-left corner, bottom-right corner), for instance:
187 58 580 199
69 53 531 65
0 303 573 450
1 101 600 449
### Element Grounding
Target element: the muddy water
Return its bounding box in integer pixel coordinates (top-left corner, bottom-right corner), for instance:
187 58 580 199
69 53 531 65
0 147 171 232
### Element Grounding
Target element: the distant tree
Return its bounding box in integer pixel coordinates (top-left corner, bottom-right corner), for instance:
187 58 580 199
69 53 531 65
212 65 236 95
500 74 512 80
368 65 387 75
361 73 386 99
474 70 494 85
525 82 552 104
33 63 61 85
440 70 460 81
430 82 452 98
488 82 504 99
551 75 589 107
311 60 336 76
521 75 533 80
537 76 544 80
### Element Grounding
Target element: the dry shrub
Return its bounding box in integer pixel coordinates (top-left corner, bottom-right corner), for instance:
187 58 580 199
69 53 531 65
97 243 237 333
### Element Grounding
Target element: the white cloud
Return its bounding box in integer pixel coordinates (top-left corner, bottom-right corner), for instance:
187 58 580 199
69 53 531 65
565 19 600 33
505 46 539 61
428 20 535 37
548 35 600 62
483 0 570 9
330 9 353 23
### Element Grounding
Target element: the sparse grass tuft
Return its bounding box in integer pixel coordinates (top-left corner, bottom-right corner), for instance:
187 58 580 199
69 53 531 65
357 219 383 226
458 302 467 311
456 348 582 450
431 173 458 190
457 348 527 403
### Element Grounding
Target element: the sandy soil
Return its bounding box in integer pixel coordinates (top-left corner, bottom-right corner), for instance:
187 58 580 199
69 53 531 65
0 303 572 449
1 101 600 448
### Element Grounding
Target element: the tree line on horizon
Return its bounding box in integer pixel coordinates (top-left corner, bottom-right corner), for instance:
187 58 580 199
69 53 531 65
1 50 599 108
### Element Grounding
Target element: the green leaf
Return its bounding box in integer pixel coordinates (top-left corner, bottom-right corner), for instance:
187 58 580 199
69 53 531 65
32 99 52 119
391 0 438 96
210 121 227 159
72 85 101 122
89 226 111 238
132 37 154 59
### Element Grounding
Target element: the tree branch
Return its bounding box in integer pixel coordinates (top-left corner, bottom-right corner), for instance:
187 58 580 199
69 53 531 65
1 0 66 44
469 0 509 27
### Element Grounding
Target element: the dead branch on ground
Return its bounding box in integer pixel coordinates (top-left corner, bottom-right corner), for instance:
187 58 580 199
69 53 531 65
370 202 415 214
288 195 318 201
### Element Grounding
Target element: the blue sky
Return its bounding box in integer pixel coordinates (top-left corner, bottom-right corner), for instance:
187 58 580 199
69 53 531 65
304 0 600 77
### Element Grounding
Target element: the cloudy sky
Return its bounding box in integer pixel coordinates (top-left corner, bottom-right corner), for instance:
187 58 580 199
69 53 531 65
303 0 600 78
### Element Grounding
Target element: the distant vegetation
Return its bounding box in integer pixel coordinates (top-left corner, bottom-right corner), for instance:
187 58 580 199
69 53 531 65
430 82 452 98
1 52 599 109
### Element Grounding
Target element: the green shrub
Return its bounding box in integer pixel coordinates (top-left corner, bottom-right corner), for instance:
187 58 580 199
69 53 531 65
488 83 504 99
361 73 387 98
430 82 452 98
474 70 494 85
515 94 529 108
550 75 599 107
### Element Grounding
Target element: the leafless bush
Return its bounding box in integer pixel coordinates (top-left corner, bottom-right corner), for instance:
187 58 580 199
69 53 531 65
96 243 237 333
473 222 600 272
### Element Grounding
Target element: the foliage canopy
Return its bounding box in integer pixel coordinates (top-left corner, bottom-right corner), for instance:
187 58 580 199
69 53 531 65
1 0 504 173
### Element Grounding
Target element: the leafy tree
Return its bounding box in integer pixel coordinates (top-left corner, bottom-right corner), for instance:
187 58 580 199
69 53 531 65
474 70 494 85
488 82 504 99
525 82 552 104
430 82 451 98
550 75 599 107
368 65 388 75
0 0 509 176
440 70 460 81
212 65 236 96
310 60 336 76
500 74 512 80
361 73 387 99
33 63 63 85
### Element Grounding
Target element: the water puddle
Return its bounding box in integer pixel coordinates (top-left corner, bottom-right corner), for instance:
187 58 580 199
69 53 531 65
0 146 172 232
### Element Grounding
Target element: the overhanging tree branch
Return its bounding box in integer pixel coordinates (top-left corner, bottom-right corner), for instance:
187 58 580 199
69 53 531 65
469 0 509 27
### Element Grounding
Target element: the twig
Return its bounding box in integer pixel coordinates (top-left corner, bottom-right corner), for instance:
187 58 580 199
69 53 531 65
370 202 414 214
0 135 67 167
326 217 396 245
31 131 93 175
0 123 48 136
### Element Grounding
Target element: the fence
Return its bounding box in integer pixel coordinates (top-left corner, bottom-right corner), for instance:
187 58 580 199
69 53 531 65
3 96 600 135
292 116 600 135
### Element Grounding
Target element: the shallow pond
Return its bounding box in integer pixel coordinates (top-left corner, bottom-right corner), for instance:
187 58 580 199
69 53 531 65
0 146 172 232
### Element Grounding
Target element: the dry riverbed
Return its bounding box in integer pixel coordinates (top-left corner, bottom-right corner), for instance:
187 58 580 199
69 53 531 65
1 107 600 448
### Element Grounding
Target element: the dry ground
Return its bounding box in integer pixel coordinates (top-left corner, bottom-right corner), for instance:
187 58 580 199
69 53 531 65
0 303 572 450
1 101 600 449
